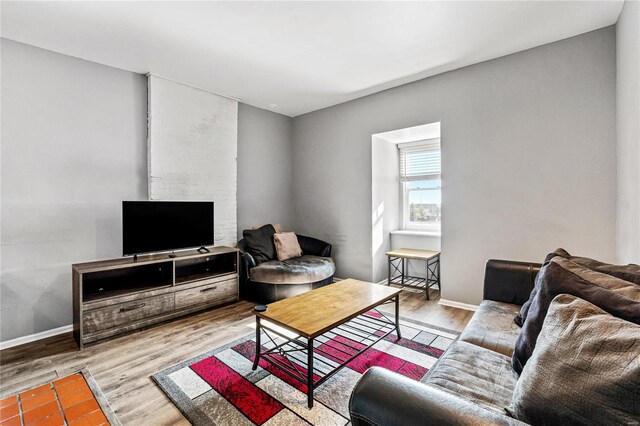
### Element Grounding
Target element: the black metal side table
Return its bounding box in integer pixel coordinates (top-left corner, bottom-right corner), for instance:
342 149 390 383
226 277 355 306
386 248 441 300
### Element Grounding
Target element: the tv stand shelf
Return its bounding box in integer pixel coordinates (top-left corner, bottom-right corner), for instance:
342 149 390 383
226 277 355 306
72 246 239 348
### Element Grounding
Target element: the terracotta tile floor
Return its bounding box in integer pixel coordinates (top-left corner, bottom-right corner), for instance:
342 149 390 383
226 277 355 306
0 374 109 426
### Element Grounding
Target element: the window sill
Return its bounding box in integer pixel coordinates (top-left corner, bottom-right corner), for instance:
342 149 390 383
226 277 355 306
391 230 441 238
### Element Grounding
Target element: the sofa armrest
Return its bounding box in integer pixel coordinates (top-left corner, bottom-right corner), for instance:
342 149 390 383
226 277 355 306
349 367 524 426
296 235 332 257
483 259 542 305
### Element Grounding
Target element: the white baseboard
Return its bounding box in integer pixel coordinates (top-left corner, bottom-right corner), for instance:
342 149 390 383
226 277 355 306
0 324 73 351
438 299 479 312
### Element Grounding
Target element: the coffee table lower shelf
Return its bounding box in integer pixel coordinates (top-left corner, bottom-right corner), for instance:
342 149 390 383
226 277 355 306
252 298 401 408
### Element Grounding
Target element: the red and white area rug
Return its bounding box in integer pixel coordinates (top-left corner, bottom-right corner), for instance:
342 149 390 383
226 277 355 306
152 313 457 425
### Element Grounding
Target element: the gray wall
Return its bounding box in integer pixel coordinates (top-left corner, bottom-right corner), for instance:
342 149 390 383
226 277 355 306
616 0 640 264
0 40 294 343
292 27 617 305
237 104 294 238
1 39 148 341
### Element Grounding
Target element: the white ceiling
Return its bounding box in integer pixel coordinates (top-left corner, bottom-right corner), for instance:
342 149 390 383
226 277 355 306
1 1 624 117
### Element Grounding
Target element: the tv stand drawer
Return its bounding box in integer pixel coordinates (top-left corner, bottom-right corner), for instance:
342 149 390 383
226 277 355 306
82 293 174 334
175 278 237 310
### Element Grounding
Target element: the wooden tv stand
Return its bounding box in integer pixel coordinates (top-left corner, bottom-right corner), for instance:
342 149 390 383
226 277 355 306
72 246 239 348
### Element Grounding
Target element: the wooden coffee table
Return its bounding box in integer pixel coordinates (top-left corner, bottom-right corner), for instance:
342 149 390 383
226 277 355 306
252 279 402 408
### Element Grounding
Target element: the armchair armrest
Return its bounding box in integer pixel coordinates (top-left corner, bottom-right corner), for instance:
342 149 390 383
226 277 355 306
296 234 332 257
241 251 257 273
483 259 542 305
349 367 524 426
236 239 257 278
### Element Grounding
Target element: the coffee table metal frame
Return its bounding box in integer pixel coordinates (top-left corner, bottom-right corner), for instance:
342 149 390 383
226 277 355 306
252 295 401 408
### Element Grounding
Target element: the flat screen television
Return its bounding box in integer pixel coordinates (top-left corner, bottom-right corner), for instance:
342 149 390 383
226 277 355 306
122 201 214 256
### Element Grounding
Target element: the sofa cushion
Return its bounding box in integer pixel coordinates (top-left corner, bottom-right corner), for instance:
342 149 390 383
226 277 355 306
516 254 640 330
252 223 283 233
507 295 640 425
512 257 640 374
515 249 640 327
424 341 517 416
459 300 521 357
273 232 303 261
547 248 640 284
242 224 276 265
250 255 335 284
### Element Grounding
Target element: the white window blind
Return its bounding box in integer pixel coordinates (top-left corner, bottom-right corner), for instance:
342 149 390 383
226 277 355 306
399 139 441 182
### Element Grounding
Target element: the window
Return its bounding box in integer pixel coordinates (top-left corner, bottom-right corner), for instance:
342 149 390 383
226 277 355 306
399 139 441 232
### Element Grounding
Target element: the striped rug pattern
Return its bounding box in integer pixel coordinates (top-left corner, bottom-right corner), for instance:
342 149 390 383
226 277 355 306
152 314 457 425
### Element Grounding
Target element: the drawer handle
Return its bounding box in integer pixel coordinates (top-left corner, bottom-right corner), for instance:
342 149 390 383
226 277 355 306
120 302 146 312
201 286 218 293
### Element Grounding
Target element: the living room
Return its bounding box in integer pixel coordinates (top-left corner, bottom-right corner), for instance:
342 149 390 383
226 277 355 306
1 1 638 425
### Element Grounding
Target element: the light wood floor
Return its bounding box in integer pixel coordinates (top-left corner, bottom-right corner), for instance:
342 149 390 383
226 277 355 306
0 289 472 425
378 287 474 332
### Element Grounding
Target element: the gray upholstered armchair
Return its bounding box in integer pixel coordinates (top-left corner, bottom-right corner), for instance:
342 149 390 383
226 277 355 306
237 234 335 304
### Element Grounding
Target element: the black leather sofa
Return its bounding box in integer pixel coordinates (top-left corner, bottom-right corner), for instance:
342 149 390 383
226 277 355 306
238 234 335 304
349 259 541 426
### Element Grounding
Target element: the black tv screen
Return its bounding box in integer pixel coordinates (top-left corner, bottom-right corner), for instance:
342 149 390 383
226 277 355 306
122 201 214 256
